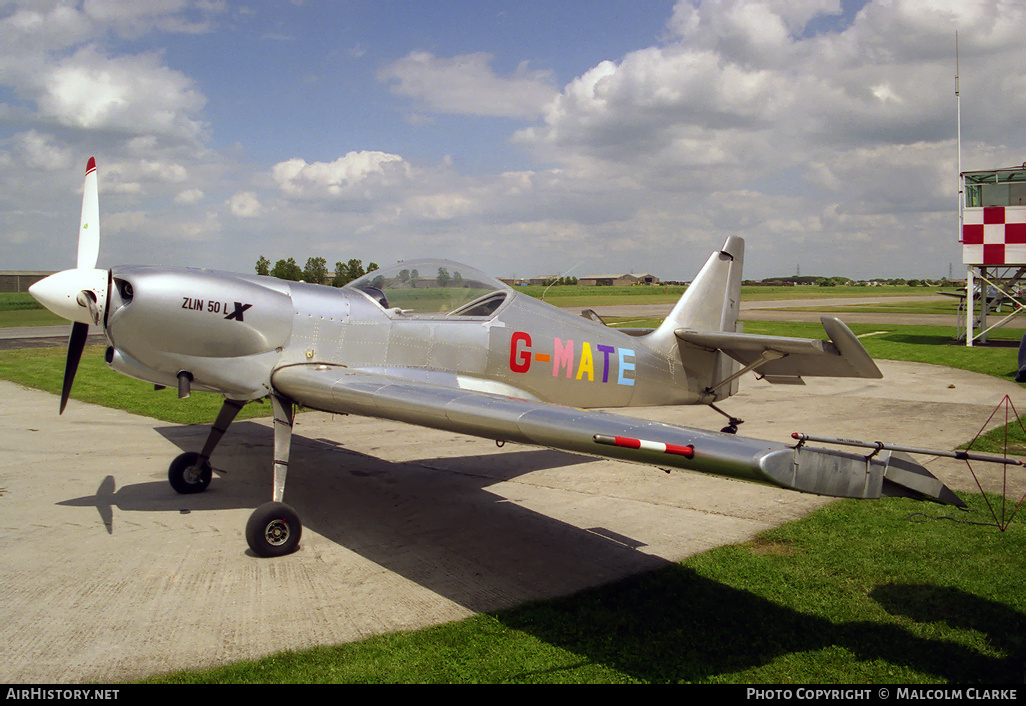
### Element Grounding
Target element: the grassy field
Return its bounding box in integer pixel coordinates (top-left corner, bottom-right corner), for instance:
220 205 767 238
2 287 1025 683
0 292 63 327
521 283 945 308
765 300 964 316
0 345 270 425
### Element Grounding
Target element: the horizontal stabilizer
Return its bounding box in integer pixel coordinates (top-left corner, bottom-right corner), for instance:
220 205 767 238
581 309 608 325
675 316 881 383
881 451 967 507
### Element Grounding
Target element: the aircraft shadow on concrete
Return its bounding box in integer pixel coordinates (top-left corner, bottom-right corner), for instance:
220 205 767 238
56 423 1024 682
60 421 669 613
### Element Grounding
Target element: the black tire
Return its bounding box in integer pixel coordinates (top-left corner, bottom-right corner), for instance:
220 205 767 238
168 452 212 494
246 502 302 557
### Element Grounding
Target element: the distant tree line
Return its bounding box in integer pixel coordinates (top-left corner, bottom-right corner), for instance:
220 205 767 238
751 276 946 287
256 256 379 287
539 276 579 286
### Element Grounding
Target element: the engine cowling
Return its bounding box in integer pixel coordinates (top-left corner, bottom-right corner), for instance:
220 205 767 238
105 267 295 398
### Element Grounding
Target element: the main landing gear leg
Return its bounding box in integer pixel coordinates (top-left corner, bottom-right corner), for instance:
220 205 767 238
245 394 302 557
168 398 245 494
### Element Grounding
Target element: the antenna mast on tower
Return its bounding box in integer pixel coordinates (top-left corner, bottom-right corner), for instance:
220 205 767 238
957 32 962 231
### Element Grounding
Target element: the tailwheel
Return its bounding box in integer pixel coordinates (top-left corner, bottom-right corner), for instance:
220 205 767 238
168 451 212 494
246 501 302 557
708 402 743 435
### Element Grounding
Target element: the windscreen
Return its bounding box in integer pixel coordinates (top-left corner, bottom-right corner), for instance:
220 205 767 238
346 259 509 316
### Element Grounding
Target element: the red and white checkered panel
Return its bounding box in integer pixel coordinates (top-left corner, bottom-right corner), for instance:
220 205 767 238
963 206 1026 265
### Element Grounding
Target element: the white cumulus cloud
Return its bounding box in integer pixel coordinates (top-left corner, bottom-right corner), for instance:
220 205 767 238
228 191 262 218
271 152 413 200
377 51 558 119
37 46 207 141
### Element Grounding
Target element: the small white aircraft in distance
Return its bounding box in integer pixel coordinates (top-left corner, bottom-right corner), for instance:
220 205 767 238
30 159 966 557
938 284 1023 309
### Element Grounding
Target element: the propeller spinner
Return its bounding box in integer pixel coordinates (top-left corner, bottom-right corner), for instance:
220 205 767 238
28 157 110 413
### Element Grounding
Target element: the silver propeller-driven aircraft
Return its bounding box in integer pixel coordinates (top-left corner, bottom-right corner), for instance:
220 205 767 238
31 159 965 557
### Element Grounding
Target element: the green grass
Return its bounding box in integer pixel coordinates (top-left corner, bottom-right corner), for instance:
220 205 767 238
523 284 686 308
0 292 43 311
0 292 62 326
145 492 1024 684
739 284 943 300
765 301 963 315
525 284 939 309
0 346 271 424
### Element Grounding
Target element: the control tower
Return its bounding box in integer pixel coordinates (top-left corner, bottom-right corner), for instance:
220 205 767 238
960 165 1026 345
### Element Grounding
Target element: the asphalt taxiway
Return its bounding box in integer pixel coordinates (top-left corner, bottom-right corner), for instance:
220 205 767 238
1 346 1023 682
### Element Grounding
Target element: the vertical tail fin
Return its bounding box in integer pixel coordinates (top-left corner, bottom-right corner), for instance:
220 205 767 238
645 236 744 351
641 236 744 402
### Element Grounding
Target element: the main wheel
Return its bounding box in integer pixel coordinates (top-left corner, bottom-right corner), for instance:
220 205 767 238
246 502 302 557
168 452 212 494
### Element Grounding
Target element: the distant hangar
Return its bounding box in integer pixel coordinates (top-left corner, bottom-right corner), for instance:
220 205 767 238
501 272 661 287
0 271 53 293
578 273 660 287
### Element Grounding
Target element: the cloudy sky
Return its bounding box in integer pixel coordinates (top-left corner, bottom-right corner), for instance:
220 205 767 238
2 0 1024 282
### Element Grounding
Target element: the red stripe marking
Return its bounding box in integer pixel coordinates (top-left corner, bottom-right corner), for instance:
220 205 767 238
665 444 694 458
593 434 693 459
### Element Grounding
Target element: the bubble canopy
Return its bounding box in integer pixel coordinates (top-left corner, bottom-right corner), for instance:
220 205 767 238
345 259 510 317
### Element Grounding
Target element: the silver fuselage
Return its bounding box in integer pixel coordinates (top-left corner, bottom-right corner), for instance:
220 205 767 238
104 265 713 408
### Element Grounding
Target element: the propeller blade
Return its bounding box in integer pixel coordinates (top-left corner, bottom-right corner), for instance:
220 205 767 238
77 157 99 270
60 321 89 414
29 158 106 414
29 158 108 327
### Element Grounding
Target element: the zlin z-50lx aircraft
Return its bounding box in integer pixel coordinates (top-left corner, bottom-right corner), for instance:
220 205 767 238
30 159 965 557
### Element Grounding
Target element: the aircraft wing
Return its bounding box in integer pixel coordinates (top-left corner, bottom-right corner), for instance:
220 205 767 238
675 316 881 383
938 290 1008 304
270 363 963 506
